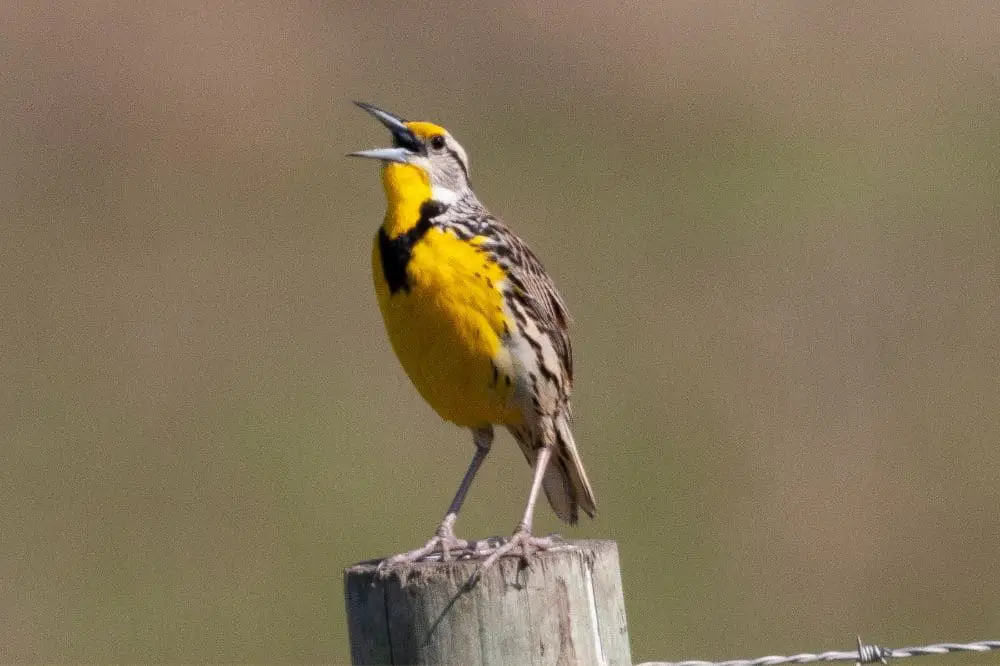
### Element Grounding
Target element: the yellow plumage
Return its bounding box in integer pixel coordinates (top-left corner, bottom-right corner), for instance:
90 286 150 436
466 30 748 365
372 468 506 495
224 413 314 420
372 215 522 427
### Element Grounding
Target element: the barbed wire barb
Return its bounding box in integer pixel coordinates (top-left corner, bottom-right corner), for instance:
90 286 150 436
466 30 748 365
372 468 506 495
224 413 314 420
855 635 890 665
636 638 1000 666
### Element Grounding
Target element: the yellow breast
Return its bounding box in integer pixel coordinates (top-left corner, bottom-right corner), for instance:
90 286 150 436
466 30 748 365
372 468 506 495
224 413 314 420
372 226 524 427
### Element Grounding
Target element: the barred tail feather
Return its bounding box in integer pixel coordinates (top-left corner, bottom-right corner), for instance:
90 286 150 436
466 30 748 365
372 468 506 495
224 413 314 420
511 414 597 525
550 412 597 523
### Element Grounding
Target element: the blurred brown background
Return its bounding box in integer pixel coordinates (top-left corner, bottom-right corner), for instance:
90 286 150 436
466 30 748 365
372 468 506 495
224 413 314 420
2 1 998 662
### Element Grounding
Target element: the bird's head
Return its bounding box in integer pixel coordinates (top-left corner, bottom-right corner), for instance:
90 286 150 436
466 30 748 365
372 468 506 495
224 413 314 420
349 102 472 207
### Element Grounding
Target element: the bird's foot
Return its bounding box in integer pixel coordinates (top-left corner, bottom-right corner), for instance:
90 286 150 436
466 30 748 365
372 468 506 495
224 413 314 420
378 517 472 575
474 525 555 581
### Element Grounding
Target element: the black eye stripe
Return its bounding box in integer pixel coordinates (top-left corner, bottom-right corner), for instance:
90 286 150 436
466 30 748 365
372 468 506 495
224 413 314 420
446 146 469 179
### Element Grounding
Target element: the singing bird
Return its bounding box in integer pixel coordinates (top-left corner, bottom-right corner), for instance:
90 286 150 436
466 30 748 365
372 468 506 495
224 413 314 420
350 102 595 569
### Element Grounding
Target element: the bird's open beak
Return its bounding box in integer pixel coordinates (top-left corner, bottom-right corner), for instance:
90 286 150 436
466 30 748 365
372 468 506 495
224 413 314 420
349 102 423 164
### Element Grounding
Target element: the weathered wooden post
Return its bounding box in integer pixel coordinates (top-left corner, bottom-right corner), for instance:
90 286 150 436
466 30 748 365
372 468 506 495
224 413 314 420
344 539 631 665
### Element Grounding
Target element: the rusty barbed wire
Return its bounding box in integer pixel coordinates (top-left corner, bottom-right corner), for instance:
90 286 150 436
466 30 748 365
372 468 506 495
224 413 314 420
636 637 1000 666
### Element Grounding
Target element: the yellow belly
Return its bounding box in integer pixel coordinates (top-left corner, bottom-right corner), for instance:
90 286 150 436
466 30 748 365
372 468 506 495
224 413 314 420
372 228 524 427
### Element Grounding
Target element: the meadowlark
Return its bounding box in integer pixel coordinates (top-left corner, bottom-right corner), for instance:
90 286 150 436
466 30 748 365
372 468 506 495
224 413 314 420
349 102 595 570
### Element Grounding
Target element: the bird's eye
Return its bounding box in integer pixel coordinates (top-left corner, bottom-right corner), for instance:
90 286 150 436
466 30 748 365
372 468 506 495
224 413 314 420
429 134 446 150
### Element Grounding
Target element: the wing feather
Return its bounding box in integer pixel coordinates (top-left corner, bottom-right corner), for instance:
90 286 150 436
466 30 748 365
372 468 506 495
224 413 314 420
494 229 573 385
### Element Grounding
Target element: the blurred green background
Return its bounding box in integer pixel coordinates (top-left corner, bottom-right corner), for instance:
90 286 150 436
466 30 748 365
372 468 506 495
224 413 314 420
2 1 998 663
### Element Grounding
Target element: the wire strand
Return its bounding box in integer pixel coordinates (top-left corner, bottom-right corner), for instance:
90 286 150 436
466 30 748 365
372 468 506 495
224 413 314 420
636 638 1000 666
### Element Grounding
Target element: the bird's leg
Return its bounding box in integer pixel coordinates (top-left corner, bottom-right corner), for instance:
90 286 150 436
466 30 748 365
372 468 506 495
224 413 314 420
477 444 556 574
381 427 493 568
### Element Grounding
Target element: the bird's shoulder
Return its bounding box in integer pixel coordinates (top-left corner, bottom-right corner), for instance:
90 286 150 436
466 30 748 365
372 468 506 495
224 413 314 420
438 200 574 383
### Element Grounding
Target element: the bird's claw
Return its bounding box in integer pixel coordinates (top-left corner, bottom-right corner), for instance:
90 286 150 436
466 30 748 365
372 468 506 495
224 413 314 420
473 528 555 580
378 524 472 574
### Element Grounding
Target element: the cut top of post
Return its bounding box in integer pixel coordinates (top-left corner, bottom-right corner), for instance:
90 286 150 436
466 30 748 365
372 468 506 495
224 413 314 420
344 539 631 665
